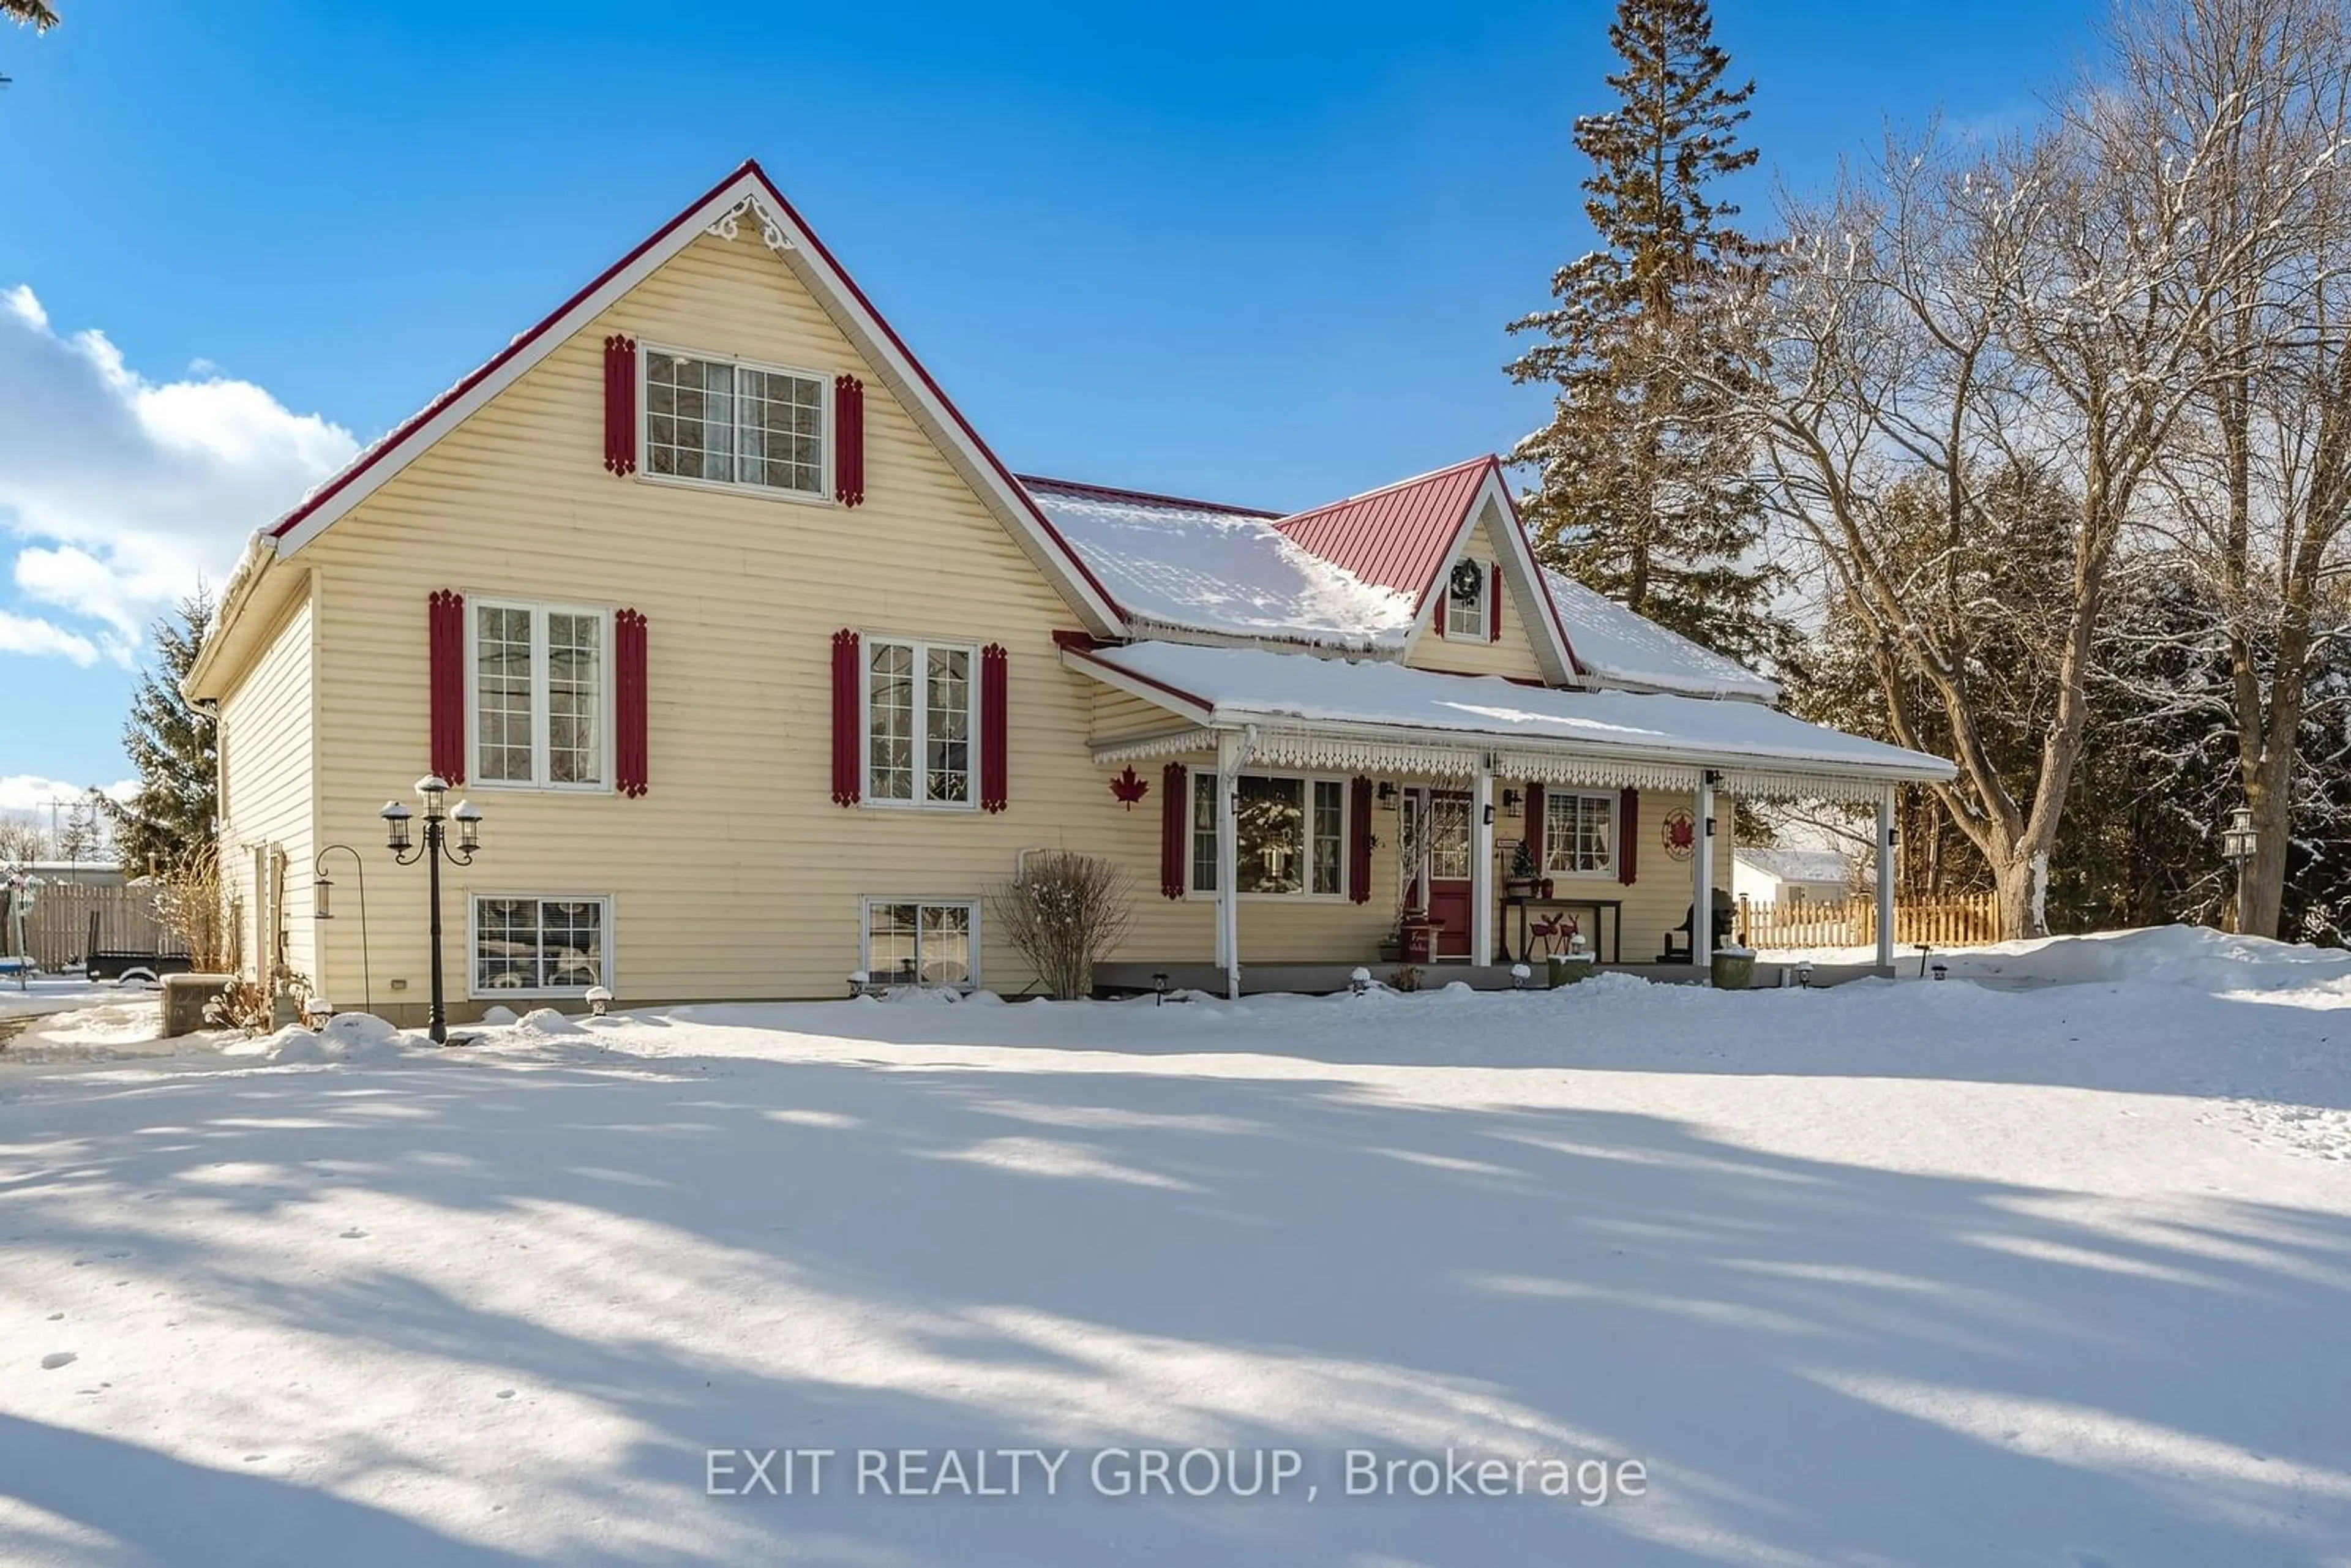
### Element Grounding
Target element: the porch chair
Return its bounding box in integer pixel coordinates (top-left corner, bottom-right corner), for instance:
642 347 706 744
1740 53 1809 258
1659 890 1737 964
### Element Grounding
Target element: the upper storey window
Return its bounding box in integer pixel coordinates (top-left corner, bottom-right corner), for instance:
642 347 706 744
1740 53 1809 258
643 348 827 498
1444 558 1490 639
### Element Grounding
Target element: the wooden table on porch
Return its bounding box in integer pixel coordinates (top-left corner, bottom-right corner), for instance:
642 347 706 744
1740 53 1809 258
1498 894 1623 965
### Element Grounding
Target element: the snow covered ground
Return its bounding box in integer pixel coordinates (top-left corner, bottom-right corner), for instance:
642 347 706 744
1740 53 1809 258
2 928 2349 1564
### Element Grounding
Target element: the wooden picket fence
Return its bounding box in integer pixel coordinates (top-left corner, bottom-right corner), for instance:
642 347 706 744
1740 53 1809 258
0 883 181 970
1739 891 2001 952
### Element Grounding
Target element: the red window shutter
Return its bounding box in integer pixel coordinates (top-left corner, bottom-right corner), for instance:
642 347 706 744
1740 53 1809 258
831 629 861 806
1348 776 1373 904
1524 782 1545 872
428 590 466 784
1488 563 1503 641
1160 762 1188 899
604 335 637 476
834 375 865 506
1618 787 1640 886
980 643 1009 812
1431 591 1445 638
615 609 648 797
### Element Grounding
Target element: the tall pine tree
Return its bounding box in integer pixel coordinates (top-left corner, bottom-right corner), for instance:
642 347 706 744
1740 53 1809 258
1506 0 1785 669
102 590 217 876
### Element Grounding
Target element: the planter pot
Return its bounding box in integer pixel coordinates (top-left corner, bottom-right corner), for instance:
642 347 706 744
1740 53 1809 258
162 973 235 1038
1401 921 1438 966
1375 938 1401 965
1547 953 1595 988
1504 879 1535 898
1709 950 1757 991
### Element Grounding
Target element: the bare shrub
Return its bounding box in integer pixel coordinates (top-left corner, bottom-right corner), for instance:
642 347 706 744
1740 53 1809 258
986 852 1135 1000
155 841 232 972
204 969 311 1035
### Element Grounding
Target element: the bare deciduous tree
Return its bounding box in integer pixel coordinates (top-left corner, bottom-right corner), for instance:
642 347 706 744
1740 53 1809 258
2118 0 2351 936
987 852 1136 1000
1724 75 2281 937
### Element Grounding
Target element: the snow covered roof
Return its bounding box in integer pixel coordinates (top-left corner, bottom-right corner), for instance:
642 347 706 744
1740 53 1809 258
1023 477 1422 652
1068 640 1955 784
1542 569 1780 702
1026 464 1772 703
1734 848 1854 886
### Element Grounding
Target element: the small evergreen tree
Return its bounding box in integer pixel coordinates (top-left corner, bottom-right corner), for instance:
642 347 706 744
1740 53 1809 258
103 591 218 876
1506 0 1787 669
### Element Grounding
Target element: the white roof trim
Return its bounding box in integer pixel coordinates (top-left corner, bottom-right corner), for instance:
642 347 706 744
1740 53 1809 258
270 167 1124 637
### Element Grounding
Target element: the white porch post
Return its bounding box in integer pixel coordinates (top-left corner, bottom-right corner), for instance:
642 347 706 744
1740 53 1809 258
1471 760 1496 966
1875 783 1898 972
1693 772 1716 969
1217 730 1242 1000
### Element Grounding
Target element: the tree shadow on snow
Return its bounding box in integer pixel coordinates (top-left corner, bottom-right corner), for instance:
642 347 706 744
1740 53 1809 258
2 1043 2348 1566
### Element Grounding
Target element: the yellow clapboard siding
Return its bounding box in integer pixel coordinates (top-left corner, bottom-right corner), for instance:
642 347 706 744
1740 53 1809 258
216 583 317 985
296 228 1164 1009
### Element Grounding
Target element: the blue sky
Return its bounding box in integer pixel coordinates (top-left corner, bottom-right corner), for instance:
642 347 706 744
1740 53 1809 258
0 0 2096 799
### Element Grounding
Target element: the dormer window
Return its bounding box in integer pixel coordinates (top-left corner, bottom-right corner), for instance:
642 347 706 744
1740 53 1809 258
1444 558 1490 639
643 347 828 498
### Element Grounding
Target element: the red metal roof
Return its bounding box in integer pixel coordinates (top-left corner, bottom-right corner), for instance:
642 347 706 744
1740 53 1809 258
1272 456 1496 607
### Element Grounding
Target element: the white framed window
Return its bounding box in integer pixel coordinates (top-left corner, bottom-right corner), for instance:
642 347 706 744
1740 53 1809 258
1543 790 1616 877
864 636 977 809
470 894 612 998
1189 770 1349 898
1444 558 1490 639
470 599 612 790
642 345 829 500
861 898 979 988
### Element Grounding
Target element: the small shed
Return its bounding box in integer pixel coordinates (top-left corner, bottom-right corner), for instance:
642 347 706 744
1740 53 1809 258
1732 849 1853 907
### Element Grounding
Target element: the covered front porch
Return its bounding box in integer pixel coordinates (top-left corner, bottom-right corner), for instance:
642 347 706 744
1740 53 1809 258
1068 640 1957 998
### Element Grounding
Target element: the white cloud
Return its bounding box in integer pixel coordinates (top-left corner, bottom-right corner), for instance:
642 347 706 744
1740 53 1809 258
0 285 359 661
0 607 99 666
0 774 135 812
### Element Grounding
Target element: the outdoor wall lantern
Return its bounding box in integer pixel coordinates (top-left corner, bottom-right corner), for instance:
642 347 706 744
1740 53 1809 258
1482 802 1496 826
383 776 481 1046
2221 805 2259 932
1376 782 1397 808
1501 789 1521 814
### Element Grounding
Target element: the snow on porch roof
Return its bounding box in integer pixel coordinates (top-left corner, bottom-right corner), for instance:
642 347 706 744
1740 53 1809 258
1541 569 1780 702
1070 640 1956 784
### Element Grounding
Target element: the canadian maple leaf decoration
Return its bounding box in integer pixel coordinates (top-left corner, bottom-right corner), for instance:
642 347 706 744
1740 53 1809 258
1109 766 1150 809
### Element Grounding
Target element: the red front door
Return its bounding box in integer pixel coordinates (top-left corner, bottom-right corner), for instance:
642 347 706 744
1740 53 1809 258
1420 790 1474 959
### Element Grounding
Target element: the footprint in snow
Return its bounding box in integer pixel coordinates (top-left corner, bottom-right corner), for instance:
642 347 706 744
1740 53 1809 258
40 1352 75 1370
496 1389 516 1400
46 1313 61 1321
339 1229 367 1239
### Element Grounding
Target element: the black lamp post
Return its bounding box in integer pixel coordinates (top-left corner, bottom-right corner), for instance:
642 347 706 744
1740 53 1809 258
383 775 481 1044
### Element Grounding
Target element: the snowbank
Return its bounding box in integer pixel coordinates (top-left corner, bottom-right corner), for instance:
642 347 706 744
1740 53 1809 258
1763 923 2351 997
225 1011 419 1064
